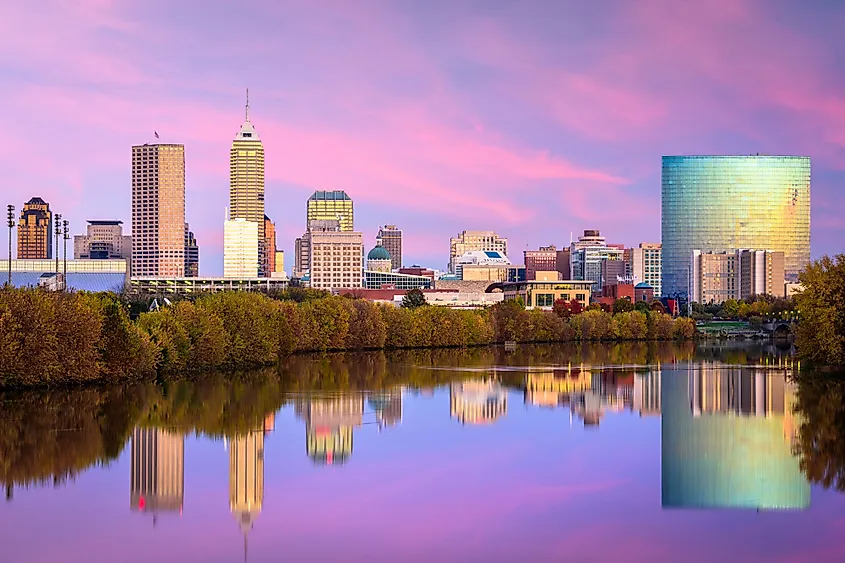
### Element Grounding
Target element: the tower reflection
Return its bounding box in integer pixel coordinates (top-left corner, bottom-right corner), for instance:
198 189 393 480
661 364 809 510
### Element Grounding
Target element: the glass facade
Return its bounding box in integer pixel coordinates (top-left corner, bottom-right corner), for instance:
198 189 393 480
661 156 810 299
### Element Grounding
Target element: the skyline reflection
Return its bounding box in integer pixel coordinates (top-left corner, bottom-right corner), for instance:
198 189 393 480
3 344 844 563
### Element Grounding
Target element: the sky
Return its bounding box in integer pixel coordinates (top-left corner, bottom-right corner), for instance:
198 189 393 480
1 0 844 276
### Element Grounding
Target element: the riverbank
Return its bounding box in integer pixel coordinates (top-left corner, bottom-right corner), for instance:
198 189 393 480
0 288 695 388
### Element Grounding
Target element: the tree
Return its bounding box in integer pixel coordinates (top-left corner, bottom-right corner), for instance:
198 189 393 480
634 300 651 314
567 299 583 315
401 288 427 309
552 298 570 319
795 255 845 366
612 297 635 314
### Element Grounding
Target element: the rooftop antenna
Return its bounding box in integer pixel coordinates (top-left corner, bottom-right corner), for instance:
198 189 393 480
245 88 250 122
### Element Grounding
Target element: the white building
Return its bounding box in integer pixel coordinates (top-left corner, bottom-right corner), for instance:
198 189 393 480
449 230 508 274
309 230 363 290
224 218 259 278
454 250 511 281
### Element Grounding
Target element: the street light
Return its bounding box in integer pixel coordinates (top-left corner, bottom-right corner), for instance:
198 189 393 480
54 213 62 277
62 219 69 282
6 204 13 287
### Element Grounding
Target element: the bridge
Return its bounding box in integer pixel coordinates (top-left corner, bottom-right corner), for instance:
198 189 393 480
762 319 796 337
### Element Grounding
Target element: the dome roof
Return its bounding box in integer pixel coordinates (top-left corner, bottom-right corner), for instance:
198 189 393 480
635 282 653 289
367 245 391 261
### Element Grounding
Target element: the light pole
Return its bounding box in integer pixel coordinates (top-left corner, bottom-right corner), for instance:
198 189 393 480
62 219 68 282
6 204 13 287
54 213 61 278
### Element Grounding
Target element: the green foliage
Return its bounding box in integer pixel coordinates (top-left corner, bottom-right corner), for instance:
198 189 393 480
672 317 697 340
611 311 648 340
400 288 427 309
612 297 635 314
796 255 845 366
489 299 526 342
0 288 699 388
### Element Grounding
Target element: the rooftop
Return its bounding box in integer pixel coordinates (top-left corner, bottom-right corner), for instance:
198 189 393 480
309 190 351 201
87 220 123 226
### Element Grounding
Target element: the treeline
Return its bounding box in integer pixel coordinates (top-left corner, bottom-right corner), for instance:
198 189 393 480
795 255 845 366
0 288 695 387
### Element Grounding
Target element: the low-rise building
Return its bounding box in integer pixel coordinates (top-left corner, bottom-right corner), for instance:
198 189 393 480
127 277 289 296
1 258 129 292
501 280 593 309
422 292 504 308
364 270 432 290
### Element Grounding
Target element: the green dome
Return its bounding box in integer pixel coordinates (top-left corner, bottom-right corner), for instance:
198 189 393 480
367 245 391 261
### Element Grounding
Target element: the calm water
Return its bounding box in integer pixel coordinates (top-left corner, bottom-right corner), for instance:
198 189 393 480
3 342 845 563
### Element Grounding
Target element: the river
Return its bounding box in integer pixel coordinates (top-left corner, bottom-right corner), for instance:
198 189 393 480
2 342 845 562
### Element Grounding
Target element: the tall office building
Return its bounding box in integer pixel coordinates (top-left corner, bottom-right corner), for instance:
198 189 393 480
569 230 624 291
17 197 52 259
630 243 662 296
263 215 278 275
230 92 265 274
307 191 353 231
224 217 259 278
309 229 363 290
661 155 810 299
130 427 185 514
230 431 264 536
74 220 131 260
661 365 809 509
184 224 199 277
449 230 508 274
131 143 186 277
376 225 402 270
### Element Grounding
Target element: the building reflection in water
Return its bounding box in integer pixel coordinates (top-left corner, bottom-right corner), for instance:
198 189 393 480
230 429 265 558
368 389 403 430
450 380 507 425
524 366 661 424
661 364 809 510
296 394 364 466
130 427 185 520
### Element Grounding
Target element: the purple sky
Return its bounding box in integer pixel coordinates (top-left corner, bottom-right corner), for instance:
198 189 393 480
1 0 844 275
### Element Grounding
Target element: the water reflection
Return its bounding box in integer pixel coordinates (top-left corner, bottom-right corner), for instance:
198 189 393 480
130 428 185 518
0 344 837 512
661 365 809 510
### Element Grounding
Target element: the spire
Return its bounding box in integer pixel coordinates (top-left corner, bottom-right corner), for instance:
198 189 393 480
245 88 250 122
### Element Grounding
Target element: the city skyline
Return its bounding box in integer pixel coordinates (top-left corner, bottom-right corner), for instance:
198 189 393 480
1 1 843 276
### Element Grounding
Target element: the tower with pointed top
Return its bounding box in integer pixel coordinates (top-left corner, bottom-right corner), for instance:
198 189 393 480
230 89 266 274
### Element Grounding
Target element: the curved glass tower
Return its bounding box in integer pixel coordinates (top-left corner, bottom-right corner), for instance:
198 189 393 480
661 155 810 298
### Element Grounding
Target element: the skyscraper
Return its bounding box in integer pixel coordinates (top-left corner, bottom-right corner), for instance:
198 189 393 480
184 224 199 277
449 230 508 274
131 143 186 277
130 427 185 514
307 191 353 231
229 91 265 273
661 155 810 299
224 217 258 278
376 225 402 270
17 197 52 259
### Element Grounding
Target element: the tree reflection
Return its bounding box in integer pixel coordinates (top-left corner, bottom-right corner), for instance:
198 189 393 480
794 371 845 491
